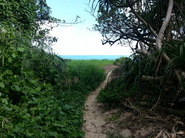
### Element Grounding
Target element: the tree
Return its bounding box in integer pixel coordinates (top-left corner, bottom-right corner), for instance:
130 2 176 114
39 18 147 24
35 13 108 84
91 0 185 107
93 1 183 44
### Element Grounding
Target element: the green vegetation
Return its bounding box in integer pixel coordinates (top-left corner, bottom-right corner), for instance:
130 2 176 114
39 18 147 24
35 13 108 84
98 52 185 112
113 56 126 65
66 60 113 91
2 0 185 137
68 59 114 67
92 0 185 116
0 0 113 137
0 52 110 137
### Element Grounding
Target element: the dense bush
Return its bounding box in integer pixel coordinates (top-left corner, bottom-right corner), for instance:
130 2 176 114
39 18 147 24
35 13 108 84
98 50 185 110
0 0 108 137
98 78 139 107
91 0 185 115
113 56 126 65
0 56 108 137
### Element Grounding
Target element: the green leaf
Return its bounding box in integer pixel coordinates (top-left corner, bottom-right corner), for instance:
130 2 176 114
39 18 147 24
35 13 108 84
0 75 2 80
22 113 31 119
53 123 65 128
2 98 8 104
48 132 58 137
12 53 17 58
14 85 20 91
8 57 13 63
35 87 41 91
30 80 37 84
17 47 25 52
5 70 13 75
4 80 10 85
24 129 34 137
0 82 5 88
4 107 12 111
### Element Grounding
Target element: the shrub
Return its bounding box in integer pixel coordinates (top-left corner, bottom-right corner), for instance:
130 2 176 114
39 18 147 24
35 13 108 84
113 56 126 65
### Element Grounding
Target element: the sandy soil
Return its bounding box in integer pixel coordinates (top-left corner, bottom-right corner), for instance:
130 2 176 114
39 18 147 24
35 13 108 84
82 65 117 138
82 65 185 138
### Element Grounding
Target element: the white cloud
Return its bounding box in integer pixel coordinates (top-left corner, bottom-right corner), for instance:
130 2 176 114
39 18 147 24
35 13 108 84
46 0 132 56
50 25 132 55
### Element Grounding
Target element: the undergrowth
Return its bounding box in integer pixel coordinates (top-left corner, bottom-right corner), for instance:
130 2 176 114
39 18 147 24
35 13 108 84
0 0 115 137
0 57 111 137
98 54 185 113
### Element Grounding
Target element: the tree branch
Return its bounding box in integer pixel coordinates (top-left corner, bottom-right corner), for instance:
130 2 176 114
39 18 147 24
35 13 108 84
141 75 163 81
127 0 158 38
156 0 174 51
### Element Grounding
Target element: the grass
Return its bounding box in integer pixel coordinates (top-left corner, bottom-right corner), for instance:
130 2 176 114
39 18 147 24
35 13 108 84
67 59 114 68
58 59 115 137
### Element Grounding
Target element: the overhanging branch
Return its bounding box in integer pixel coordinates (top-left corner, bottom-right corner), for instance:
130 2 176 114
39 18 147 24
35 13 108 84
127 0 158 38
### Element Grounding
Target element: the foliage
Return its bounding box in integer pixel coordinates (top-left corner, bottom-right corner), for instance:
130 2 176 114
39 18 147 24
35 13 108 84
0 0 105 137
113 56 126 65
98 77 139 107
67 59 114 67
92 0 185 46
66 60 106 91
26 48 67 90
0 50 108 137
98 52 184 109
91 0 185 111
0 0 111 136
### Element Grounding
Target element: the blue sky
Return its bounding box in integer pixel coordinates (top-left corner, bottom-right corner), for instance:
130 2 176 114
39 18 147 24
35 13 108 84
46 0 132 55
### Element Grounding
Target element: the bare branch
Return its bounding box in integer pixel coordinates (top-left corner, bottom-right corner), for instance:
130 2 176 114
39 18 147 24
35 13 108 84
135 49 149 56
156 0 174 50
141 76 163 81
127 0 158 38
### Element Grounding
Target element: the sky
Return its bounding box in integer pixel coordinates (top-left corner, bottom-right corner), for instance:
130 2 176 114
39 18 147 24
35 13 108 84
46 0 132 55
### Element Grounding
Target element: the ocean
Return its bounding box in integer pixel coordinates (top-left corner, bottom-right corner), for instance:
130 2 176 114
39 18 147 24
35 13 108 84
59 55 129 60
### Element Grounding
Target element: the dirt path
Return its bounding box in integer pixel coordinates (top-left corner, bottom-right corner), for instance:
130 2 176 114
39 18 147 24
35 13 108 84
82 65 185 138
82 65 117 138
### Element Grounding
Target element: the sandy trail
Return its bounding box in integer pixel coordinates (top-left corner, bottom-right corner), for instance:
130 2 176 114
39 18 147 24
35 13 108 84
82 65 185 138
82 65 117 138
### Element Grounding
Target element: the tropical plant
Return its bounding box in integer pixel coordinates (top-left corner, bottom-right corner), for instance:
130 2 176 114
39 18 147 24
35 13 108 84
91 0 185 109
0 0 70 137
113 56 126 65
